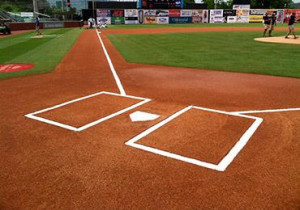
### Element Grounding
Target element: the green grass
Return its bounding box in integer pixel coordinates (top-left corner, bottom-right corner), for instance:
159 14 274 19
0 28 83 80
108 30 300 78
108 23 287 29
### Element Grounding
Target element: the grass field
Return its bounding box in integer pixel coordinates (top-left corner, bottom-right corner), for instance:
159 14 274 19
0 28 82 80
108 30 300 78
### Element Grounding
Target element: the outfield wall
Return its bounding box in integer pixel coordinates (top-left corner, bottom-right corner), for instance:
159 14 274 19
9 21 82 31
96 9 300 25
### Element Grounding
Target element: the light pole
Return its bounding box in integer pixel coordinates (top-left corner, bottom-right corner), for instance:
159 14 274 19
214 0 217 9
33 0 38 17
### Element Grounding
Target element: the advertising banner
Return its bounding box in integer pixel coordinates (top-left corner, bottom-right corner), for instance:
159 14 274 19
97 17 111 25
157 17 169 24
111 10 124 17
284 9 300 23
97 9 111 17
210 10 223 23
144 10 156 16
227 16 237 23
249 15 263 23
125 19 139 24
138 10 144 24
125 9 138 17
233 5 250 10
169 17 192 24
181 10 192 17
111 17 125 24
169 9 180 17
237 16 249 23
156 10 169 17
236 9 249 23
277 9 284 23
144 16 157 24
249 9 282 23
203 10 209 23
223 10 236 23
223 10 236 17
191 10 208 23
192 16 202 23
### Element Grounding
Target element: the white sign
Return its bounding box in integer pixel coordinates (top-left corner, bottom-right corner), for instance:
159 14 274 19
21 12 34 17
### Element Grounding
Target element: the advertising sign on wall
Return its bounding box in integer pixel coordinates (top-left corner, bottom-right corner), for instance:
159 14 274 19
156 10 169 17
111 10 124 17
169 17 192 24
125 9 138 17
97 9 111 17
181 10 192 17
191 10 209 23
236 9 249 23
97 17 111 25
223 10 236 23
138 10 144 24
227 16 237 23
144 16 157 24
125 17 139 24
111 17 125 24
284 9 300 23
144 10 156 16
169 9 180 17
233 5 250 10
210 10 223 23
157 17 169 24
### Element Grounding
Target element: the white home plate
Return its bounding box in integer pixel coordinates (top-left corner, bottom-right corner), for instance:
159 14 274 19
130 111 160 122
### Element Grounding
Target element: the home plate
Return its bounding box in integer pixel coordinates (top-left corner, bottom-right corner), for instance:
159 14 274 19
130 111 160 122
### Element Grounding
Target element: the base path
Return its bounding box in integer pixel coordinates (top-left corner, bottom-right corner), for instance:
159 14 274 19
0 28 300 209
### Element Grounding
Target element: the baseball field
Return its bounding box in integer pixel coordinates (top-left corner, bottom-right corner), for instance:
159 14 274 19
1 23 300 209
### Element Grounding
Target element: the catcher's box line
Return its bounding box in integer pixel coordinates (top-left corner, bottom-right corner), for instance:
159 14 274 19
25 91 151 132
125 105 263 172
95 29 126 96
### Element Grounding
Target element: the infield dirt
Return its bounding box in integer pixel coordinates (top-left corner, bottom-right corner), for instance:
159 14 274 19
1 28 300 209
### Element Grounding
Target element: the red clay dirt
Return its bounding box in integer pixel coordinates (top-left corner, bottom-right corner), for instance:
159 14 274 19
0 27 300 209
0 30 33 38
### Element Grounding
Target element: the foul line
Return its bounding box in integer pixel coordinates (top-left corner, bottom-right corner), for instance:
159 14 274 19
96 29 126 96
231 107 300 114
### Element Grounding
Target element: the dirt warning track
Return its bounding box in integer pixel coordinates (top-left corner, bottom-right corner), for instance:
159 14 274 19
0 28 300 209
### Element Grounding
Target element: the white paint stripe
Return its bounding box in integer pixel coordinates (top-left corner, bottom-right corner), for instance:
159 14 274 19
96 30 126 96
231 107 300 114
25 114 79 131
25 91 151 132
77 99 151 131
29 92 105 115
125 106 264 172
216 116 263 171
125 106 192 145
127 142 219 170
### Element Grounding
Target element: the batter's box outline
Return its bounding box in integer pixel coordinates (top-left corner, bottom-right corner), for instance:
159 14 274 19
25 91 151 132
125 106 263 172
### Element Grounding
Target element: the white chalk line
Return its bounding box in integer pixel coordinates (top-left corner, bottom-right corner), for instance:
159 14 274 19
231 107 300 114
96 29 126 96
125 106 263 172
25 91 151 132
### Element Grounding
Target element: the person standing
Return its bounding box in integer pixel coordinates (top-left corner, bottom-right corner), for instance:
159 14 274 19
263 13 271 37
285 12 298 39
35 17 42 35
269 12 277 37
88 17 93 29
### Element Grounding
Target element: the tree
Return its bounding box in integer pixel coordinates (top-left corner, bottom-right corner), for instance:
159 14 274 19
250 0 293 8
